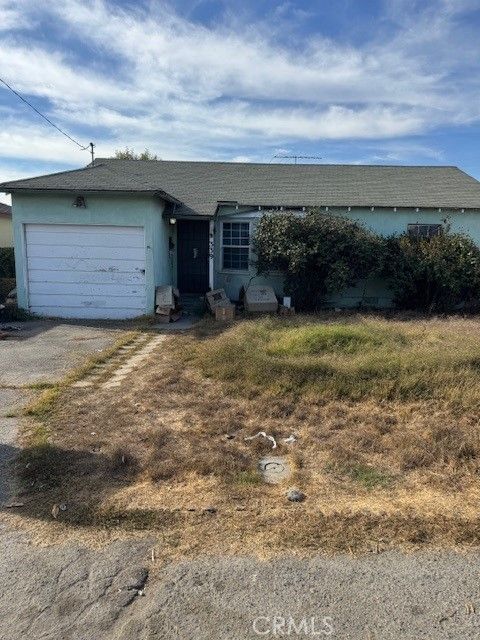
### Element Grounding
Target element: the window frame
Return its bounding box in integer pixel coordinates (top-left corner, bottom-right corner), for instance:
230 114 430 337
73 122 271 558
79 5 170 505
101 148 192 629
221 220 251 272
407 223 443 239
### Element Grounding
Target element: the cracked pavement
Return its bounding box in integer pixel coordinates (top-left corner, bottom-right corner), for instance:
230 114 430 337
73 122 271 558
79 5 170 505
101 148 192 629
1 527 480 639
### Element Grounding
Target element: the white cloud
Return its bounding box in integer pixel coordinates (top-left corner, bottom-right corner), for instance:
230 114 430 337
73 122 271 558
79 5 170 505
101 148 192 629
0 0 479 169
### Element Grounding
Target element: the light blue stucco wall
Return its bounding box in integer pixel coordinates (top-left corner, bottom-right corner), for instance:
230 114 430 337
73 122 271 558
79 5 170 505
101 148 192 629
11 192 480 314
215 205 480 307
11 192 173 315
214 206 284 301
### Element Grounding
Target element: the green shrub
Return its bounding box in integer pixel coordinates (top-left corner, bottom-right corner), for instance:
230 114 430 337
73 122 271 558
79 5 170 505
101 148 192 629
384 232 480 312
253 209 385 310
0 247 14 278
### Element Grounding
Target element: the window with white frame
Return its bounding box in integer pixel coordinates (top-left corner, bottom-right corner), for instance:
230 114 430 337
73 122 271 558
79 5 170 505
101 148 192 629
407 223 442 238
222 222 250 270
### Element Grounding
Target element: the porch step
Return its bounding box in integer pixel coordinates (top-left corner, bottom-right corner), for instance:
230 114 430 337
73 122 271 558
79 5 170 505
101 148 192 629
180 294 207 317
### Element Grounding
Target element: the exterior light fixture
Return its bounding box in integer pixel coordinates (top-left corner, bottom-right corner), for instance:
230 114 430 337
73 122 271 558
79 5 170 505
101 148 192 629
73 195 86 208
169 218 176 225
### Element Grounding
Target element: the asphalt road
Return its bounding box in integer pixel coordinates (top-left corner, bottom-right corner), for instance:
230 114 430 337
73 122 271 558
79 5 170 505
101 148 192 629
0 525 479 640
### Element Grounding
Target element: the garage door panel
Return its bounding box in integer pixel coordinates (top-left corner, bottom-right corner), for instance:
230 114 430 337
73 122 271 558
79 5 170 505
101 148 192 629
29 306 143 320
27 245 145 261
27 270 145 285
27 256 146 273
25 224 147 320
29 293 146 308
29 282 146 297
26 224 145 237
26 229 145 248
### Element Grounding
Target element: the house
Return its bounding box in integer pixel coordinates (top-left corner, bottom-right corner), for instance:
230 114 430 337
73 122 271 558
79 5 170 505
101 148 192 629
2 160 480 319
0 203 12 248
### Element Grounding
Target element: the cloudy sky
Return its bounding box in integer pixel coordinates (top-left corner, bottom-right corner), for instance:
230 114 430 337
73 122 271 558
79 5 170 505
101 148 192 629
1 0 480 203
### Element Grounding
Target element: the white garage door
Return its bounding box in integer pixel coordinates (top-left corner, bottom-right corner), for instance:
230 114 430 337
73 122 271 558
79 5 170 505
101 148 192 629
25 224 147 319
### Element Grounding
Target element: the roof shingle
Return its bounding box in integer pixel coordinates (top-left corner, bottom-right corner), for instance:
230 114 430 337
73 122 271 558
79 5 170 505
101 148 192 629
2 160 480 214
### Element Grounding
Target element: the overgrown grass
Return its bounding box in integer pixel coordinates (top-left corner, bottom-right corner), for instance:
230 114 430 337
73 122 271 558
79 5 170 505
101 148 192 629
14 315 480 556
187 316 480 408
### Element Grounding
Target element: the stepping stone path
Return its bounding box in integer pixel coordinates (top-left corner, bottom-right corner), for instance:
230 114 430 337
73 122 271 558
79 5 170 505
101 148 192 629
72 334 166 389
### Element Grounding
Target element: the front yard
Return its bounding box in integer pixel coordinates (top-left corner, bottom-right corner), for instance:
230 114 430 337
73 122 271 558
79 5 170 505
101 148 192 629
13 314 480 556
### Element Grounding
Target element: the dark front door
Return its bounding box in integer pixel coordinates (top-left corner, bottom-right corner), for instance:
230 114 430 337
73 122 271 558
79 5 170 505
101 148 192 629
177 220 209 293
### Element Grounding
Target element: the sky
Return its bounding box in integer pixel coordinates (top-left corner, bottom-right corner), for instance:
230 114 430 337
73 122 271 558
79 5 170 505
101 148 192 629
2 0 480 204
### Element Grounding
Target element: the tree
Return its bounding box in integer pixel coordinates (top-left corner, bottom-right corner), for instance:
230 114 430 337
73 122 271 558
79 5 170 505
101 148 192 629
113 147 159 160
384 232 480 312
253 209 385 310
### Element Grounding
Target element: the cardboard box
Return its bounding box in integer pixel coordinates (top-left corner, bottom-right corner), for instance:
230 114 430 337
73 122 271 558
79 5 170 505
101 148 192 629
155 285 177 309
215 304 235 321
155 285 181 321
245 285 278 313
206 288 231 312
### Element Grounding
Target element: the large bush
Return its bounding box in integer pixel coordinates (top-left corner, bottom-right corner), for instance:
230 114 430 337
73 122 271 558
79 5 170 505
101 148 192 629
253 209 385 310
0 247 15 278
384 232 480 312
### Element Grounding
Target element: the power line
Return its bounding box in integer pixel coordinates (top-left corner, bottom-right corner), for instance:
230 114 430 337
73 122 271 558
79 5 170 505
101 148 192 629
0 76 90 151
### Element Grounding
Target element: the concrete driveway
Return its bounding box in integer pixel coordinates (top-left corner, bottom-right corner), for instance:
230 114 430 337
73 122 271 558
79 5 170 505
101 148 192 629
0 321 120 387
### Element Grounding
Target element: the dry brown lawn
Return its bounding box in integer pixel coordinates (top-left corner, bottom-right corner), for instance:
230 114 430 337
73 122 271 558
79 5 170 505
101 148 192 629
11 314 480 557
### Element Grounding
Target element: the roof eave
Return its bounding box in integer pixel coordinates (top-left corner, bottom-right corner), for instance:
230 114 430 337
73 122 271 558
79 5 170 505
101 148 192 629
217 201 480 211
1 186 182 205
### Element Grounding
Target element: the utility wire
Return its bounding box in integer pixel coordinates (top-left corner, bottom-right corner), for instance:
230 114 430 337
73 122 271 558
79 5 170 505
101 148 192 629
0 77 89 150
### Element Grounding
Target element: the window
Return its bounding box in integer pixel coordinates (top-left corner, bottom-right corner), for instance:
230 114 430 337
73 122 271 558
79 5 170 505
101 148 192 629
222 222 250 270
407 223 442 238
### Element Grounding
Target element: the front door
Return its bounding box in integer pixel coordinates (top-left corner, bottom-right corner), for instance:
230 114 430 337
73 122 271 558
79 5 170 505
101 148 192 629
176 220 209 293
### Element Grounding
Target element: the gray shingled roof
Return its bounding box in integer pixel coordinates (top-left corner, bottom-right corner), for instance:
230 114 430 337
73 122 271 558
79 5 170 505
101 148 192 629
0 202 11 217
2 160 480 215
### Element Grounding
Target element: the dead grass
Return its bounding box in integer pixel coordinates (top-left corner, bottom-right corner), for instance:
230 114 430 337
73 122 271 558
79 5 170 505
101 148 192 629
10 314 480 557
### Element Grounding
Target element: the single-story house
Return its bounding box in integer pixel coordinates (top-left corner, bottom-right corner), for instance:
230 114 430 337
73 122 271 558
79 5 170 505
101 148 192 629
2 160 480 319
0 202 12 248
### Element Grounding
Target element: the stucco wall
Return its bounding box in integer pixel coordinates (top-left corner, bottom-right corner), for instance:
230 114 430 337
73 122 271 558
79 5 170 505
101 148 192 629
215 205 480 306
0 216 12 247
11 193 480 313
214 207 284 301
11 192 171 314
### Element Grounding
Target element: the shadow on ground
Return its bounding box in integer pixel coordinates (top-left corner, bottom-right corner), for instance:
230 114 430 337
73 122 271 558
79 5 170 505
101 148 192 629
0 441 182 531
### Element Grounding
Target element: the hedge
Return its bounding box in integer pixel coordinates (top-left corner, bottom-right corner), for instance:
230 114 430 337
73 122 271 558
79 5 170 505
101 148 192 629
0 247 15 278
